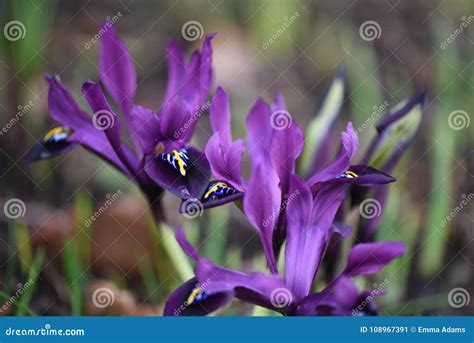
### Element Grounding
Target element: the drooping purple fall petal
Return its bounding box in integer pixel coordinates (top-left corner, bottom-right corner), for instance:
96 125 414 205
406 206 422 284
164 277 233 316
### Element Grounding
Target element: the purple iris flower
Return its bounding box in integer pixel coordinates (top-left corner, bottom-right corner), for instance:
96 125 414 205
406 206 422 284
24 22 215 211
164 94 404 316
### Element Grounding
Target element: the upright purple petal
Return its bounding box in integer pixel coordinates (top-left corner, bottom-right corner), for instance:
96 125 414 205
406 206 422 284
130 105 161 154
243 163 281 274
161 35 215 142
209 87 231 146
197 34 215 106
81 81 139 176
99 21 136 115
81 81 121 149
205 134 244 189
246 99 273 165
284 174 313 299
307 122 358 187
44 75 132 177
284 175 347 300
205 88 243 189
159 94 193 142
163 40 185 106
99 21 139 153
46 75 90 128
269 93 304 195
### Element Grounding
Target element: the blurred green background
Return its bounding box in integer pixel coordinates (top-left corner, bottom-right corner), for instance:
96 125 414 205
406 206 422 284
0 0 472 316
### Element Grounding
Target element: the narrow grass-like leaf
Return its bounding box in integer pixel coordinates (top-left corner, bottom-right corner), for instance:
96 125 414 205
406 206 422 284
15 248 45 316
63 239 83 316
159 223 194 282
14 221 32 275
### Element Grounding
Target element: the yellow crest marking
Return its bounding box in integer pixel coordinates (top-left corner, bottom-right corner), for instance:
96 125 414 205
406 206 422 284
172 149 187 176
186 287 202 304
43 127 71 141
204 182 227 199
345 170 358 178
